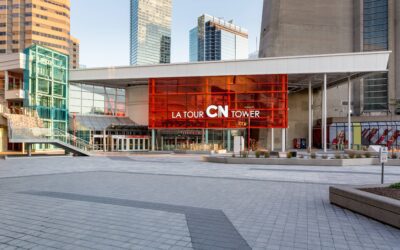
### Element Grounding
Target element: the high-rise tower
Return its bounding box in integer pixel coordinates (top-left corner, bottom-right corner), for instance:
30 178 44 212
0 0 75 56
130 0 172 65
190 14 248 62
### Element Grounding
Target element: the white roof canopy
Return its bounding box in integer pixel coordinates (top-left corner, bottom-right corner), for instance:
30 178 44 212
69 51 390 91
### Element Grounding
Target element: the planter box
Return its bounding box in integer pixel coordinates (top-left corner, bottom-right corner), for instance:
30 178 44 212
203 156 377 166
387 159 400 166
330 185 400 229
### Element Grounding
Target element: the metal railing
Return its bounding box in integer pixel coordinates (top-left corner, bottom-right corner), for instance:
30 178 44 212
52 128 94 152
9 127 94 152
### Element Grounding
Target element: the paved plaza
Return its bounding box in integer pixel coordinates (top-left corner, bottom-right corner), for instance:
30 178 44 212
0 155 399 250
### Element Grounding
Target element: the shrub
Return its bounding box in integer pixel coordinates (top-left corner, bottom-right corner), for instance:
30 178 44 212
264 152 270 158
310 153 317 159
348 153 356 159
240 151 248 158
391 153 398 159
389 183 400 189
255 151 261 158
335 153 341 159
362 146 368 151
365 152 371 158
356 154 363 159
286 152 292 159
232 154 236 158
322 155 328 160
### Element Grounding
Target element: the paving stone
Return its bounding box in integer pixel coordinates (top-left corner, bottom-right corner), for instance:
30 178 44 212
0 155 399 249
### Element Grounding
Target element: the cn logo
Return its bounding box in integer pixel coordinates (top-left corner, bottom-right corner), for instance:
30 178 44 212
206 105 229 118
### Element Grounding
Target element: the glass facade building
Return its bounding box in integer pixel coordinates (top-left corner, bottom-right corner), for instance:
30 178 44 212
363 0 389 112
149 75 288 129
130 0 172 65
189 14 249 62
69 83 126 117
24 45 69 133
189 28 198 62
149 74 288 151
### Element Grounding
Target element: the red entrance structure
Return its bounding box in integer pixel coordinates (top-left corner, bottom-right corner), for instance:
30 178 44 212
149 75 288 130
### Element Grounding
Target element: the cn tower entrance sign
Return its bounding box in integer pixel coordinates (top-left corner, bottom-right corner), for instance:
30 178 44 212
172 105 261 119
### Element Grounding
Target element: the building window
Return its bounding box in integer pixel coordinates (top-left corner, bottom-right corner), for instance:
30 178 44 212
363 0 388 112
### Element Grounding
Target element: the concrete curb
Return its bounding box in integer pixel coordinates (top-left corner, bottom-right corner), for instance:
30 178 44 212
330 184 400 229
3 155 73 160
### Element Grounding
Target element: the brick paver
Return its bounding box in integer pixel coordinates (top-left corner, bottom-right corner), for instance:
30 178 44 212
0 155 399 249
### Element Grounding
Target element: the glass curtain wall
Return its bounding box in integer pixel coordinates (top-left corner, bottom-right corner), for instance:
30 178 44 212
129 0 172 65
363 0 389 111
69 83 126 117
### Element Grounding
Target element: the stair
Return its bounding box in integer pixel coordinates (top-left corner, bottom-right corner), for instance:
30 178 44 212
8 127 92 157
2 108 92 156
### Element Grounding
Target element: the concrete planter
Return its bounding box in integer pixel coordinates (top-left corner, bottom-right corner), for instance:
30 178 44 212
203 156 380 166
330 185 400 229
173 150 211 155
387 159 400 166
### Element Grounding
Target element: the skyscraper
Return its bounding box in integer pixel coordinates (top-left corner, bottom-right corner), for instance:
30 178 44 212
259 0 399 115
130 0 172 65
189 14 249 62
0 0 77 58
69 36 80 69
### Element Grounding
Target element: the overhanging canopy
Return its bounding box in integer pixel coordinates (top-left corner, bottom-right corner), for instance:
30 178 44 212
70 51 390 92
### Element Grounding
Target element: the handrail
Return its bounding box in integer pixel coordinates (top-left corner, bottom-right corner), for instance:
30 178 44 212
10 127 94 152
51 128 94 151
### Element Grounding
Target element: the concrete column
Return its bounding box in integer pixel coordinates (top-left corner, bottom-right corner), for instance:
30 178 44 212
308 80 313 151
348 77 352 150
322 74 328 153
4 70 9 91
227 130 231 152
103 129 107 152
151 129 156 151
27 144 32 157
271 128 275 151
205 129 209 144
281 128 286 152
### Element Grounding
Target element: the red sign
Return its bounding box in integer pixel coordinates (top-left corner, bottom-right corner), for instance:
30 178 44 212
149 75 288 129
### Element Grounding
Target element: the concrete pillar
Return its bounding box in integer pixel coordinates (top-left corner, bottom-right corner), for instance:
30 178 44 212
322 74 328 153
103 129 107 152
281 128 286 152
27 144 32 157
205 129 209 144
348 77 352 150
271 128 275 151
151 129 156 151
4 70 9 91
308 80 313 151
227 130 231 152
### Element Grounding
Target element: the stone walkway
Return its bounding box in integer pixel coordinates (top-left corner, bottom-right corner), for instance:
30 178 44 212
0 155 399 249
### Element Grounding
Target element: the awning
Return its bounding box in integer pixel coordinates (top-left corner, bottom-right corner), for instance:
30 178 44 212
70 115 145 131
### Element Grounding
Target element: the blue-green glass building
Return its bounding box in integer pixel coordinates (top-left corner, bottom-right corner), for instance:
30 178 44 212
24 44 69 134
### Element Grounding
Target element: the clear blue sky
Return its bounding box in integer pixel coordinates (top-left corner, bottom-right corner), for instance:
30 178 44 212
71 0 263 68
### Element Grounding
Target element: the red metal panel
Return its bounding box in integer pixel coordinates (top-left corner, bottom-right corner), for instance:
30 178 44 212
149 75 288 129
